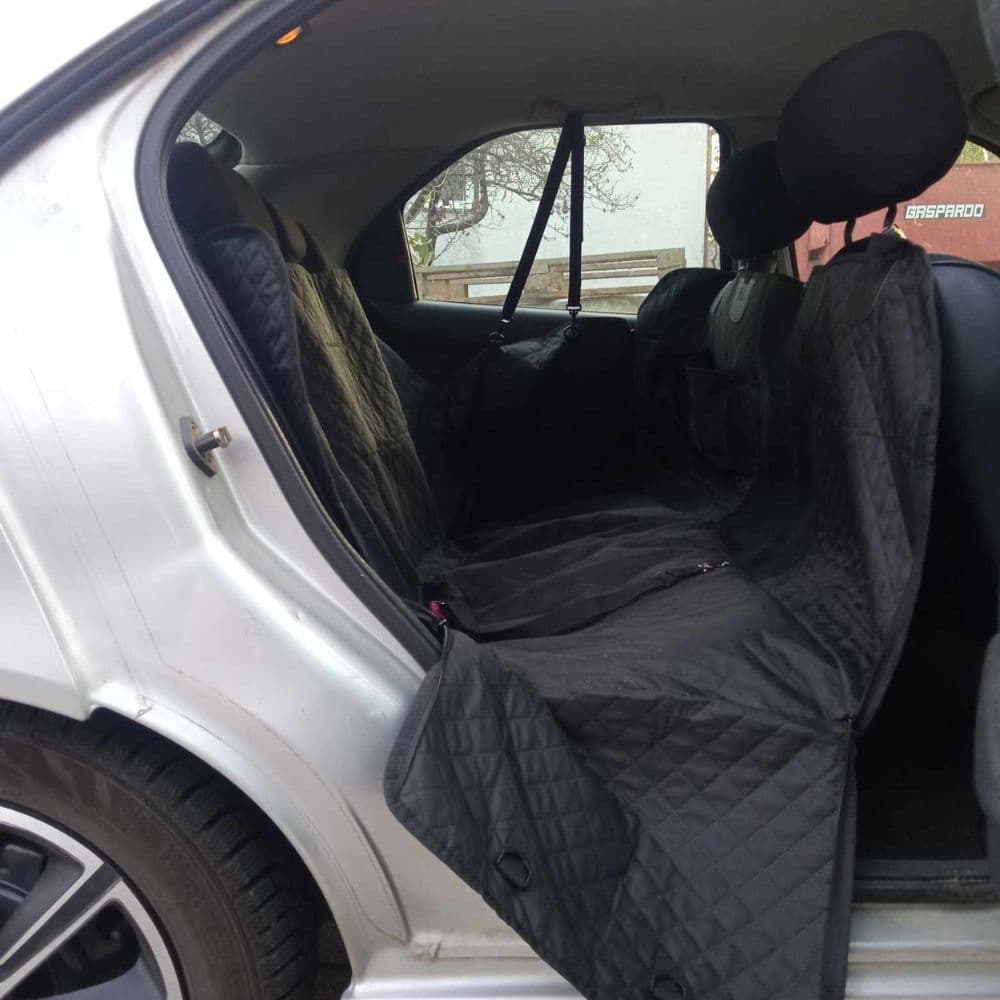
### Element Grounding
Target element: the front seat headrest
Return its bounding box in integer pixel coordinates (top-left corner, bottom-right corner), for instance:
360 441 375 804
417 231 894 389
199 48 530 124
706 141 811 260
167 142 277 239
777 31 967 224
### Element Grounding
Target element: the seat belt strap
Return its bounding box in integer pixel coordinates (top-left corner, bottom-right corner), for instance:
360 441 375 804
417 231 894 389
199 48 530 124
454 115 586 531
567 114 585 334
493 113 582 345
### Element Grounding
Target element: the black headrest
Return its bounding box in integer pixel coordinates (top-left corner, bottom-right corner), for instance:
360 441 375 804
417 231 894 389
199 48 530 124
635 267 734 349
706 142 810 260
168 142 276 239
777 31 967 224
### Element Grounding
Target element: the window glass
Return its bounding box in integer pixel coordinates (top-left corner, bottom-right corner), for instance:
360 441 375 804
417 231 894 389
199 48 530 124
579 123 720 313
404 123 720 311
794 141 1000 277
177 112 223 146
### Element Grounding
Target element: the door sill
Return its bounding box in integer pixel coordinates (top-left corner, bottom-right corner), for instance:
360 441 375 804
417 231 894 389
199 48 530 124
855 858 999 904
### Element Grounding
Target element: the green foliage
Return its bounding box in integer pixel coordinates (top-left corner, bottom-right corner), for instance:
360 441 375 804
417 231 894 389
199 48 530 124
408 230 436 267
957 140 998 163
177 112 222 146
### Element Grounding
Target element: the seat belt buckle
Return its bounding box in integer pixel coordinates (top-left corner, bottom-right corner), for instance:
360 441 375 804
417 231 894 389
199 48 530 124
566 303 581 338
489 317 511 348
428 600 449 627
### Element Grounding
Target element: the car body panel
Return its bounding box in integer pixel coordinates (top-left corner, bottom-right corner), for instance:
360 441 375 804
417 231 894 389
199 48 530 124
0 520 85 718
1 0 157 112
0 2 998 997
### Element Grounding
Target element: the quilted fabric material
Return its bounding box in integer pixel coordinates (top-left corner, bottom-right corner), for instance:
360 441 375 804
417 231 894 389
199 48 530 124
447 317 638 525
688 271 806 476
379 338 466 529
387 234 939 1000
190 210 937 999
196 225 421 597
387 630 850 1000
290 264 444 574
757 236 939 718
441 520 728 639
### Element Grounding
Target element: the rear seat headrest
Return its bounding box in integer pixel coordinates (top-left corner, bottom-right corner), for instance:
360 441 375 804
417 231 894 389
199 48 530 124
263 199 334 273
264 200 308 265
635 268 733 348
265 200 333 273
168 142 277 239
706 141 810 260
777 31 967 224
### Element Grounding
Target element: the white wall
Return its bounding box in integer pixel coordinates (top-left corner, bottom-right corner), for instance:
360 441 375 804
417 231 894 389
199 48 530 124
435 122 714 273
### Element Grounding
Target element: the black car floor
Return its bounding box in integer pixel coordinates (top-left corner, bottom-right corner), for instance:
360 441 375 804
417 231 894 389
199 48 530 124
856 615 986 860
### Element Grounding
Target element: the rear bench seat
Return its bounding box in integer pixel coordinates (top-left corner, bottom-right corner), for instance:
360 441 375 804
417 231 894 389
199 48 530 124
384 32 952 1000
168 30 961 1000
165 27 948 722
167 138 817 640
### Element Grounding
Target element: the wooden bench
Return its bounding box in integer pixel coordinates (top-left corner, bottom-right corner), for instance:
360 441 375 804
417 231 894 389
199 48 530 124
415 247 686 304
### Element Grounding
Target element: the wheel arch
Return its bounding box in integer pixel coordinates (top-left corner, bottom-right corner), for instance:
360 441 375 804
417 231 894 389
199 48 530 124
0 694 375 979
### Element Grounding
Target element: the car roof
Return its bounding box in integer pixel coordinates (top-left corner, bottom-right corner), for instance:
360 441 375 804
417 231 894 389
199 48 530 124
201 0 999 261
208 0 995 161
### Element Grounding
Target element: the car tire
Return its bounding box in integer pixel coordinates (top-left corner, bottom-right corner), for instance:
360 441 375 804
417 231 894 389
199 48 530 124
0 703 319 999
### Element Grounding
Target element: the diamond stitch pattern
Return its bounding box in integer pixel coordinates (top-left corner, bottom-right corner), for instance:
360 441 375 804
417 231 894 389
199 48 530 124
388 236 939 1000
187 180 936 1000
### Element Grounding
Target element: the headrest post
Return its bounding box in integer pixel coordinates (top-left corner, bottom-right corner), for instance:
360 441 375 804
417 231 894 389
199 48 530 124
881 204 898 232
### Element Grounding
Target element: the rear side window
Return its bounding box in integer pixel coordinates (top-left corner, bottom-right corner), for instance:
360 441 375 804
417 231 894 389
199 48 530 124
404 122 720 312
795 140 1000 275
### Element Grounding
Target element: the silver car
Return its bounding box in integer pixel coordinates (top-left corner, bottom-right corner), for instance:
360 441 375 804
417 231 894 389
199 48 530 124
1 1 1000 998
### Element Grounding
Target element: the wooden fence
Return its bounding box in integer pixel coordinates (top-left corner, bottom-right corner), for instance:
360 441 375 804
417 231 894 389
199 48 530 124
415 247 686 304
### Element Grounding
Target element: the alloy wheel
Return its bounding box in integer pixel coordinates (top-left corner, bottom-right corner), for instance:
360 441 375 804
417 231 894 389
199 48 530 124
0 805 183 999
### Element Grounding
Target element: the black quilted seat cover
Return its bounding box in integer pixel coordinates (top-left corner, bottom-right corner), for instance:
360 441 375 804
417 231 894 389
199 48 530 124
170 58 944 993
688 271 805 476
386 233 940 1000
194 224 426 598
289 264 444 572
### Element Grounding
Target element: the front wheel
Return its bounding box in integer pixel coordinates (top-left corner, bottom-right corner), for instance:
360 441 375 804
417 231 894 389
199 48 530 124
0 705 319 999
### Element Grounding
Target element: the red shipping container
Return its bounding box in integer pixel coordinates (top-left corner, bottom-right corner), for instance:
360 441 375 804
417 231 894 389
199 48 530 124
795 159 1000 276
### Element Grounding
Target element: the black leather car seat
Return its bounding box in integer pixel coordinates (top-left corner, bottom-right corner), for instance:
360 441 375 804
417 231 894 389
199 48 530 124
925 254 1000 639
